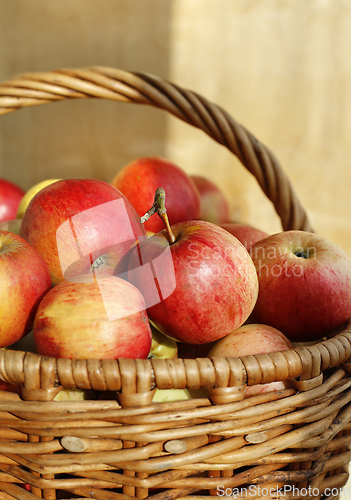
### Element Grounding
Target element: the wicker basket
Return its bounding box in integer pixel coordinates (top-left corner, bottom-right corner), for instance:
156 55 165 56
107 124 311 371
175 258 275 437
0 67 351 500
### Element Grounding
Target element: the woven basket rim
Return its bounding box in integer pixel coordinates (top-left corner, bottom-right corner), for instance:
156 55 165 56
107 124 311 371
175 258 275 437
0 320 350 393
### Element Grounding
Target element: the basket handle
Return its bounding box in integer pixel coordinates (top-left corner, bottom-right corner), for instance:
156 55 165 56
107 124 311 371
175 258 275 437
0 66 312 232
0 67 325 396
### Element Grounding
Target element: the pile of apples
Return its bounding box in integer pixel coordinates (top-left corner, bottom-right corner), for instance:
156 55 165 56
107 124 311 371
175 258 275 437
1 156 351 399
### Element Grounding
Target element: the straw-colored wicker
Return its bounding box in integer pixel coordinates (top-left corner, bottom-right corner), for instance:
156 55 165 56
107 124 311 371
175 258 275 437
0 67 350 500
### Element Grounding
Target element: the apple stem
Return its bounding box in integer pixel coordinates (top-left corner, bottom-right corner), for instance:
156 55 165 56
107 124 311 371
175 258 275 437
140 188 176 244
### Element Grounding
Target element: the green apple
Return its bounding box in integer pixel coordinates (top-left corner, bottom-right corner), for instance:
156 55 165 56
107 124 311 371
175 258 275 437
0 219 22 235
149 325 178 359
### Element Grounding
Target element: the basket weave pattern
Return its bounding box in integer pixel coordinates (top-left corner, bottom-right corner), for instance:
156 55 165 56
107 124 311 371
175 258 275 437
0 67 350 499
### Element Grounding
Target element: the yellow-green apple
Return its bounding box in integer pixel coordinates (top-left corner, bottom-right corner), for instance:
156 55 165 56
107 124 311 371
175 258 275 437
0 230 51 347
190 175 230 224
208 323 293 397
111 157 201 233
152 387 208 402
0 219 22 235
128 220 259 344
220 223 268 251
149 325 178 359
16 178 61 219
33 275 152 359
54 388 96 401
20 179 145 286
152 388 192 403
0 178 25 223
250 230 351 342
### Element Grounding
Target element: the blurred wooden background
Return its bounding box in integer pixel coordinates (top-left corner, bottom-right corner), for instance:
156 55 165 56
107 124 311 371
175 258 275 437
0 0 350 256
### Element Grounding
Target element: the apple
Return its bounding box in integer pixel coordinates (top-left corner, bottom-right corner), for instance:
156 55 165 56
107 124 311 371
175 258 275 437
20 179 146 286
33 275 152 359
250 230 351 342
149 324 178 359
0 178 25 223
152 388 208 403
111 157 201 233
152 388 192 403
208 323 293 397
0 218 22 235
54 388 96 401
220 223 269 251
19 484 31 492
128 217 259 344
0 381 22 398
0 230 51 348
16 178 61 219
190 175 230 224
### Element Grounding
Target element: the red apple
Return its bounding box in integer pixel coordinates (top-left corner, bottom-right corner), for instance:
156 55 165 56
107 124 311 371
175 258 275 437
33 275 152 359
20 179 145 286
0 230 51 347
111 157 202 233
0 178 25 222
128 220 259 344
191 175 230 224
250 230 351 342
220 223 269 251
0 381 22 398
208 323 293 397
